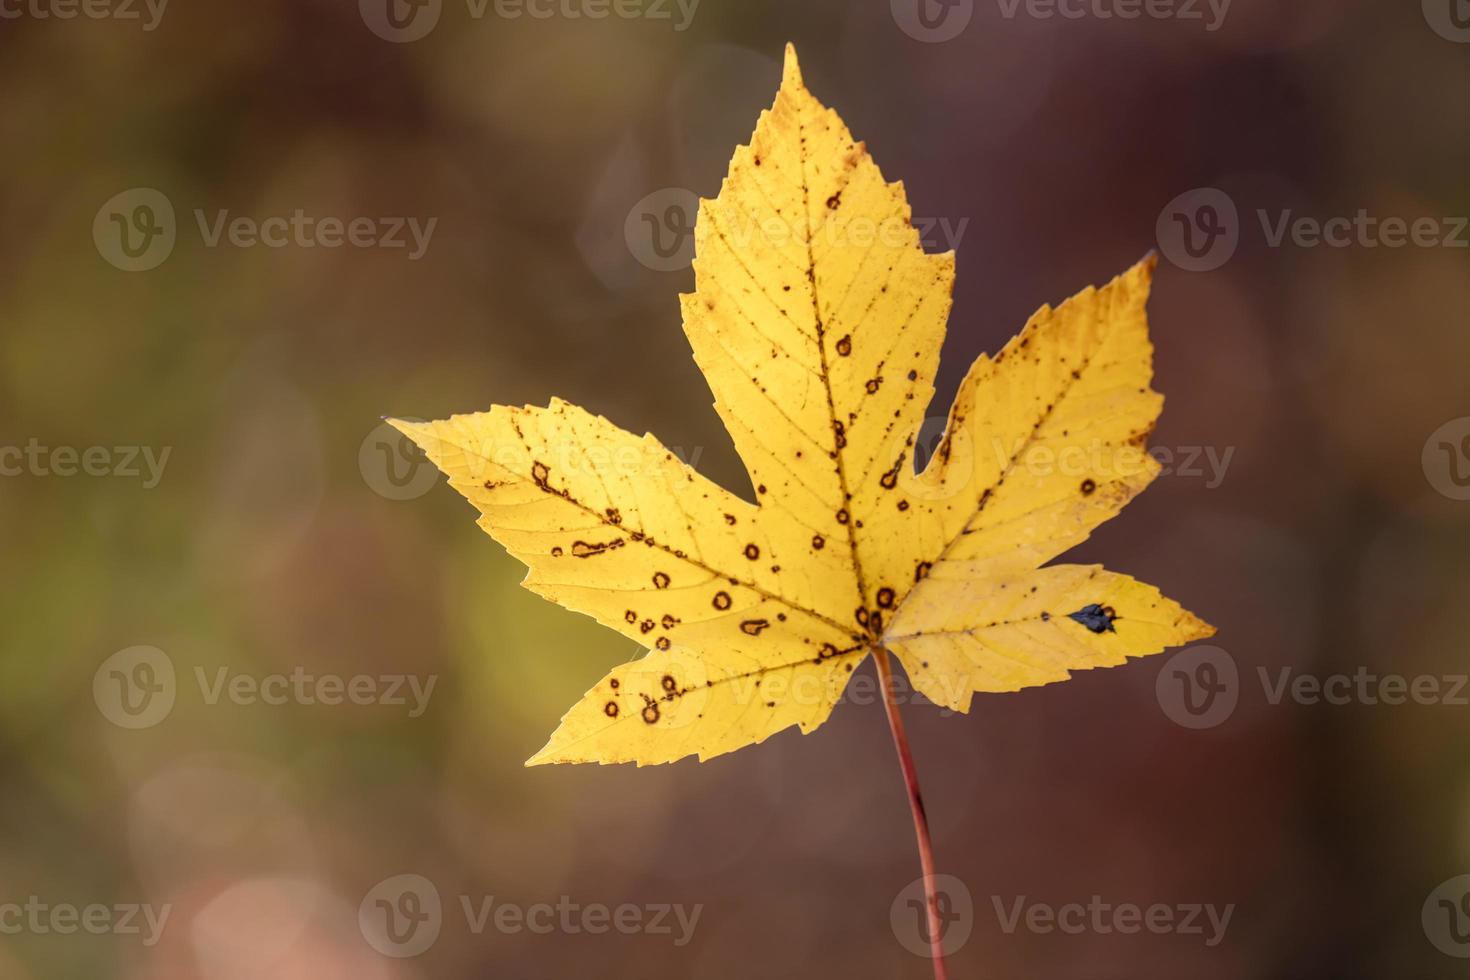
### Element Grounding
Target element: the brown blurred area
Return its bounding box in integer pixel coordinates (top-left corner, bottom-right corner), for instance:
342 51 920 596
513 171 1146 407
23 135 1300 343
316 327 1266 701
2 0 1470 977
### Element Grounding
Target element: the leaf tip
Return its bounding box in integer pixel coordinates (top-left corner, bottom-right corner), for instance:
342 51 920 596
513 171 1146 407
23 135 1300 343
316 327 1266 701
782 42 803 88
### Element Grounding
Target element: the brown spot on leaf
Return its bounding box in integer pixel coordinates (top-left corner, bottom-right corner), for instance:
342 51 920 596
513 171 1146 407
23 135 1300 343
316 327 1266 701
835 335 852 356
653 571 671 589
740 619 771 636
877 587 896 608
812 534 825 550
744 543 760 560
915 562 932 582
572 539 624 558
713 591 732 611
605 701 619 718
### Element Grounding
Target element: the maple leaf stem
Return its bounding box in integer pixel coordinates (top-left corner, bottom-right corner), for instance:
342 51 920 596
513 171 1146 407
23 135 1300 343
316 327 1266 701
873 645 951 980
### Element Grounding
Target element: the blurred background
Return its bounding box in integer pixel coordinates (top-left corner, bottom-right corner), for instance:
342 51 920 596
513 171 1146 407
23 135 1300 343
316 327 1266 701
3 0 1470 976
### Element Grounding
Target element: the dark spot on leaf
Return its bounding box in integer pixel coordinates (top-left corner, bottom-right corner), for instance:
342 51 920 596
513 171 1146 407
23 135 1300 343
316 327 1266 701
625 610 637 623
836 509 850 525
740 619 771 636
713 591 732 611
653 572 671 589
1069 604 1117 634
661 675 678 693
836 335 852 357
877 587 895 608
642 702 661 724
1081 479 1097 496
572 539 623 558
531 462 551 488
640 619 655 634
605 702 619 718
656 637 671 651
744 543 760 560
915 562 932 582
812 534 825 550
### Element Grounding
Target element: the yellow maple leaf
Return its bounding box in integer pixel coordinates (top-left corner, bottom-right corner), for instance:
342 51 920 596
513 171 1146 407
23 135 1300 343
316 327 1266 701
392 44 1214 768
